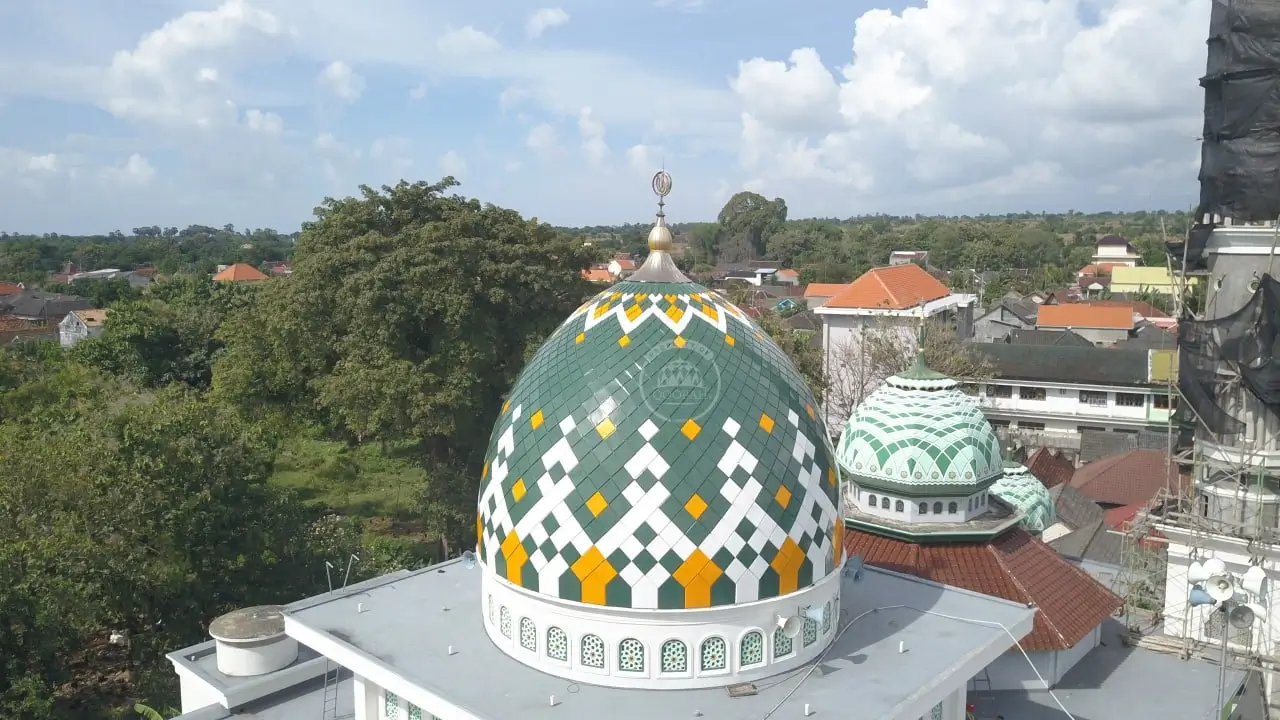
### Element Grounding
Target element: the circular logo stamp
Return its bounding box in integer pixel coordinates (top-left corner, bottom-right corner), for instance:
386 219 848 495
639 338 722 423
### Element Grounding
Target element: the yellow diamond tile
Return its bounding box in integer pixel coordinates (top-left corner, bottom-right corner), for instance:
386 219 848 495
775 484 792 509
482 462 489 480
502 399 511 413
672 548 710 588
665 304 684 322
596 418 616 439
625 304 643 321
684 493 708 520
501 530 529 586
586 491 609 517
512 478 527 502
681 419 701 440
806 404 816 420
530 409 544 429
611 291 621 300
664 294 677 303
759 412 775 433
688 561 724 608
476 512 483 552
724 334 735 346
771 537 805 595
618 335 630 347
690 293 701 301
635 293 648 302
702 303 719 321
575 332 585 344
673 335 686 348
582 557 617 606
572 545 606 581
593 302 611 318
828 468 837 487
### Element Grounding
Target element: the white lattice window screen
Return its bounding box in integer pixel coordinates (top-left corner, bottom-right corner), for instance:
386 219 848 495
660 639 688 672
499 606 512 638
741 631 764 666
700 637 727 672
519 617 536 651
547 626 569 661
408 703 423 720
581 634 605 668
619 638 645 672
931 701 943 720
802 618 819 647
383 690 400 720
773 626 794 658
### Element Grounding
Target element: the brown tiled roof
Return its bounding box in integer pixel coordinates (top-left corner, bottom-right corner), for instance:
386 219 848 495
70 308 110 327
1069 449 1183 507
844 526 1121 650
212 263 269 283
802 283 848 299
1036 303 1135 330
1025 447 1076 489
825 264 951 310
581 268 613 283
0 282 23 296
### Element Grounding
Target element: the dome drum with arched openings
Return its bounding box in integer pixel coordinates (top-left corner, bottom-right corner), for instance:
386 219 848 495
990 464 1057 534
836 358 1004 498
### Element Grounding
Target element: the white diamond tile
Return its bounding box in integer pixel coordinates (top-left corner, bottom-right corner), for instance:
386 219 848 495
622 480 645 505
788 409 800 426
717 440 747 475
512 404 523 421
543 436 580 473
670 535 695 558
645 534 672 559
620 534 644 559
724 532 746 554
724 558 748 582
639 419 659 441
723 417 741 437
559 415 577 434
538 555 569 593
624 442 660 479
619 562 644 586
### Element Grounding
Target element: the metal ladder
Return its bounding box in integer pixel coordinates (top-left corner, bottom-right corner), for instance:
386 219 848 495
968 669 995 718
320 658 340 720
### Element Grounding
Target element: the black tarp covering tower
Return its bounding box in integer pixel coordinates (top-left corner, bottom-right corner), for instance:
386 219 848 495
1170 0 1280 268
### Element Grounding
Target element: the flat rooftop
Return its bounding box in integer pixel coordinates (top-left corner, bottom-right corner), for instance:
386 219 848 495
285 560 1036 720
172 672 355 719
979 622 1250 720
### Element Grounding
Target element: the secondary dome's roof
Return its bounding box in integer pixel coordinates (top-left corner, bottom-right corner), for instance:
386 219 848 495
836 357 1003 496
990 464 1057 534
477 277 842 610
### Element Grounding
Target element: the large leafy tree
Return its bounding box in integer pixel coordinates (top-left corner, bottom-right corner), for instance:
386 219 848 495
717 191 787 258
213 178 595 542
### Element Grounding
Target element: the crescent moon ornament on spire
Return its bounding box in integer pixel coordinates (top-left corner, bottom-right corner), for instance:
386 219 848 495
652 170 673 197
629 169 689 283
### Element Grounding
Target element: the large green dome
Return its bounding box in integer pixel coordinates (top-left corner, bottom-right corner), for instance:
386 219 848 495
991 464 1057 534
477 279 843 610
835 359 1003 496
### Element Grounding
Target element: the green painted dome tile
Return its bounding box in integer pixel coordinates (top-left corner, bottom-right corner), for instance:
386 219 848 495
991 465 1057 534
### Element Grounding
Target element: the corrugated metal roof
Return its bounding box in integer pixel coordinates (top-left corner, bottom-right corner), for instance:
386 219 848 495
970 343 1152 385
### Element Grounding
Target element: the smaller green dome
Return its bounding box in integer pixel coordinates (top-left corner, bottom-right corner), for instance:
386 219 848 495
990 465 1057 534
836 362 1003 497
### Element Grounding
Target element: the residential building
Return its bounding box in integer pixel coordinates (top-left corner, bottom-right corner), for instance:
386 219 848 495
581 266 613 283
59 308 110 348
1034 303 1137 345
212 263 269 283
1 291 92 323
0 315 55 345
813 264 977 422
888 250 929 266
1092 234 1142 266
0 281 25 297
971 295 1039 342
967 344 1177 449
607 255 637 279
69 268 152 287
801 282 847 307
1003 328 1093 347
774 269 800 285
1109 265 1197 297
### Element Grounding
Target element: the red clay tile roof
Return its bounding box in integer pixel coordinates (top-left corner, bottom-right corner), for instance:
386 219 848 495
1078 262 1127 276
212 263 269 283
825 264 951 310
1025 448 1076 489
1069 449 1183 507
844 526 1121 650
612 256 637 271
802 283 848 299
0 282 24 296
581 268 613 283
1103 504 1143 531
1036 303 1135 330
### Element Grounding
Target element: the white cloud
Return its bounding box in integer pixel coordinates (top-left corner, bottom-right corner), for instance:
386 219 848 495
102 154 156 185
626 144 660 172
244 108 283 134
318 60 365 103
526 8 570 40
731 0 1205 212
370 136 413 169
578 107 608 166
440 150 466 176
526 123 558 158
409 83 428 100
499 86 529 111
437 27 501 58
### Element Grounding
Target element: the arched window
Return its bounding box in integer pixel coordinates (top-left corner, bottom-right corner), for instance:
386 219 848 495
948 501 958 514
933 501 943 514
660 639 688 673
519 617 536 651
894 499 904 512
880 496 890 509
384 690 400 720
919 502 928 514
868 494 877 507
499 606 512 638
700 637 727 672
581 634 605 668
802 617 819 647
547 627 568 661
619 638 645 673
822 601 833 633
740 630 765 666
773 626 795 659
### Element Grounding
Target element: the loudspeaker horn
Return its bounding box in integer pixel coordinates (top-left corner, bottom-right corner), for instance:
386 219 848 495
1206 574 1236 603
462 550 477 570
776 614 803 640
1241 565 1269 598
1228 603 1258 630
1189 587 1217 607
1189 558 1227 584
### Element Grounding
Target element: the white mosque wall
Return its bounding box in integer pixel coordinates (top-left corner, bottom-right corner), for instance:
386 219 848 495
847 482 994 524
977 626 1100 691
481 569 843 689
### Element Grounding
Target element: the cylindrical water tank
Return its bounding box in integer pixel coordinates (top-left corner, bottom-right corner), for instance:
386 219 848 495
207 605 299 677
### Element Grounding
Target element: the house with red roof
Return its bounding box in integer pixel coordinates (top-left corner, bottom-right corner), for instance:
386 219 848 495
1034 302 1138 346
812 264 978 421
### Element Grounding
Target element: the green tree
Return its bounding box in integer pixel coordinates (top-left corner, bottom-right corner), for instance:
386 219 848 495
716 191 787 258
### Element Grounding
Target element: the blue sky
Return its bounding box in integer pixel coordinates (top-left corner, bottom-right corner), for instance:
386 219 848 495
0 0 1206 234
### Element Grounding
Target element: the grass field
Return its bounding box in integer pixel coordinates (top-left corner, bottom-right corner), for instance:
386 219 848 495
269 436 429 519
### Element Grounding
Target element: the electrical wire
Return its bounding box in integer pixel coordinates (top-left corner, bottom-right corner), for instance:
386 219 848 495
761 604 1077 720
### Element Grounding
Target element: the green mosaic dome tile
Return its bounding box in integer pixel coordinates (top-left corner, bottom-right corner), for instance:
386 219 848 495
835 365 1003 495
990 464 1057 534
477 281 843 610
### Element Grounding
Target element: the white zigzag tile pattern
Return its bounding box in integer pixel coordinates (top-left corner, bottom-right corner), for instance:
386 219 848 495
836 375 1003 487
566 288 758 338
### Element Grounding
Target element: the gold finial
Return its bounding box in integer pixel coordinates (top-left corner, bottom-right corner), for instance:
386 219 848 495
647 170 674 252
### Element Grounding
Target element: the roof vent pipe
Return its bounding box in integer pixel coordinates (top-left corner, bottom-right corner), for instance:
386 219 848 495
207 605 298 677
